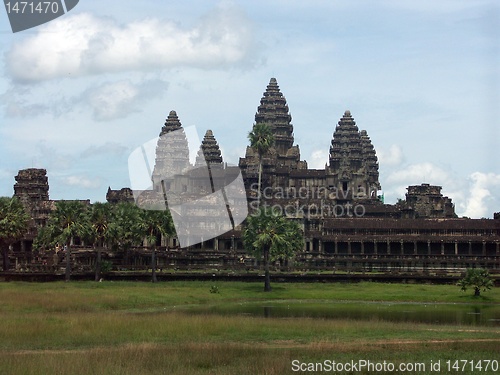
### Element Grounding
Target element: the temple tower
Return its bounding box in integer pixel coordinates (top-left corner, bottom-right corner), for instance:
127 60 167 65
14 168 49 203
328 111 380 197
151 110 190 192
255 78 294 155
13 169 52 246
195 130 223 167
239 78 307 191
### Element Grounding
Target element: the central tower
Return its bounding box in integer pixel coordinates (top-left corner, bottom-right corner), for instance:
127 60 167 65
255 78 294 155
239 78 307 191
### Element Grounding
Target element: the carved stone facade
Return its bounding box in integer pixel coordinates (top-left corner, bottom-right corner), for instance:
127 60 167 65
328 111 380 198
8 77 499 275
238 79 385 216
399 184 456 219
239 78 307 193
13 169 53 245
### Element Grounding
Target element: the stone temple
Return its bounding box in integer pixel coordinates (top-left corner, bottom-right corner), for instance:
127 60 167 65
6 78 500 275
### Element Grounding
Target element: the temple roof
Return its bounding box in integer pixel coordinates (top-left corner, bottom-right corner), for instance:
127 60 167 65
254 78 294 154
159 110 183 136
152 110 190 189
195 129 223 166
329 111 380 187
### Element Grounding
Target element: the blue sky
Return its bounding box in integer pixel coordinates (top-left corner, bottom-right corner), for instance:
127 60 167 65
0 0 498 217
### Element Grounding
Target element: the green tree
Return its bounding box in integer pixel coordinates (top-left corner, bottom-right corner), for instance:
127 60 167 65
458 268 494 297
248 123 274 206
0 197 30 271
88 202 113 281
137 209 175 283
243 207 303 292
108 202 143 264
42 201 89 281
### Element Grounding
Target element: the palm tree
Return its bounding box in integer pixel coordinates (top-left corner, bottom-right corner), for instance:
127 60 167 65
248 123 274 206
0 197 30 271
458 268 494 297
137 209 175 283
89 202 113 281
243 207 303 292
45 201 89 281
108 202 143 265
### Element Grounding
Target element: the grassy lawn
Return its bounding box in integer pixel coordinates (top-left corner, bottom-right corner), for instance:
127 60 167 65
0 281 498 374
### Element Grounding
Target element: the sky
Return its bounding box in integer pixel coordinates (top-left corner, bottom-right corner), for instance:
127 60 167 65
0 0 498 218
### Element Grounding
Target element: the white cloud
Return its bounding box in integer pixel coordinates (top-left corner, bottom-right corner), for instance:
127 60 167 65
6 4 257 82
382 162 461 207
386 162 452 186
61 175 102 189
308 149 329 169
377 144 404 167
82 78 168 121
460 172 500 218
80 142 129 159
382 163 500 218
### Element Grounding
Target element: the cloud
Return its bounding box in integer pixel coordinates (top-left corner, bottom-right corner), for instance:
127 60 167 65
460 172 500 218
386 162 453 186
379 0 494 13
82 78 168 121
377 144 404 167
309 150 329 169
80 142 129 158
382 162 462 207
6 4 257 83
60 175 102 189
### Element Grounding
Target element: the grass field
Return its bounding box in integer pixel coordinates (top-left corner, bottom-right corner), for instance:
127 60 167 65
0 281 498 374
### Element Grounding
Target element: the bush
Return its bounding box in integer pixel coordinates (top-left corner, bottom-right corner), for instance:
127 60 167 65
457 268 493 297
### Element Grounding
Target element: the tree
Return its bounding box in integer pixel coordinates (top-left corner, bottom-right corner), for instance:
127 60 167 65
107 202 143 264
137 209 175 283
243 207 303 292
88 202 113 281
248 123 274 206
458 268 494 297
42 201 89 281
0 197 30 271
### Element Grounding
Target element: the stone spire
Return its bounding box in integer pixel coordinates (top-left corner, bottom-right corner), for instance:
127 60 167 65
159 110 184 136
14 168 49 202
254 77 294 155
152 110 190 191
195 129 223 166
360 129 380 190
329 110 363 171
329 110 380 196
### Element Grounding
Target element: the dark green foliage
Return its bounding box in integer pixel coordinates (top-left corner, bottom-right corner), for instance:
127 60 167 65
457 268 494 297
0 197 30 270
209 285 220 294
248 123 275 205
39 200 90 281
243 207 304 291
136 209 175 283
